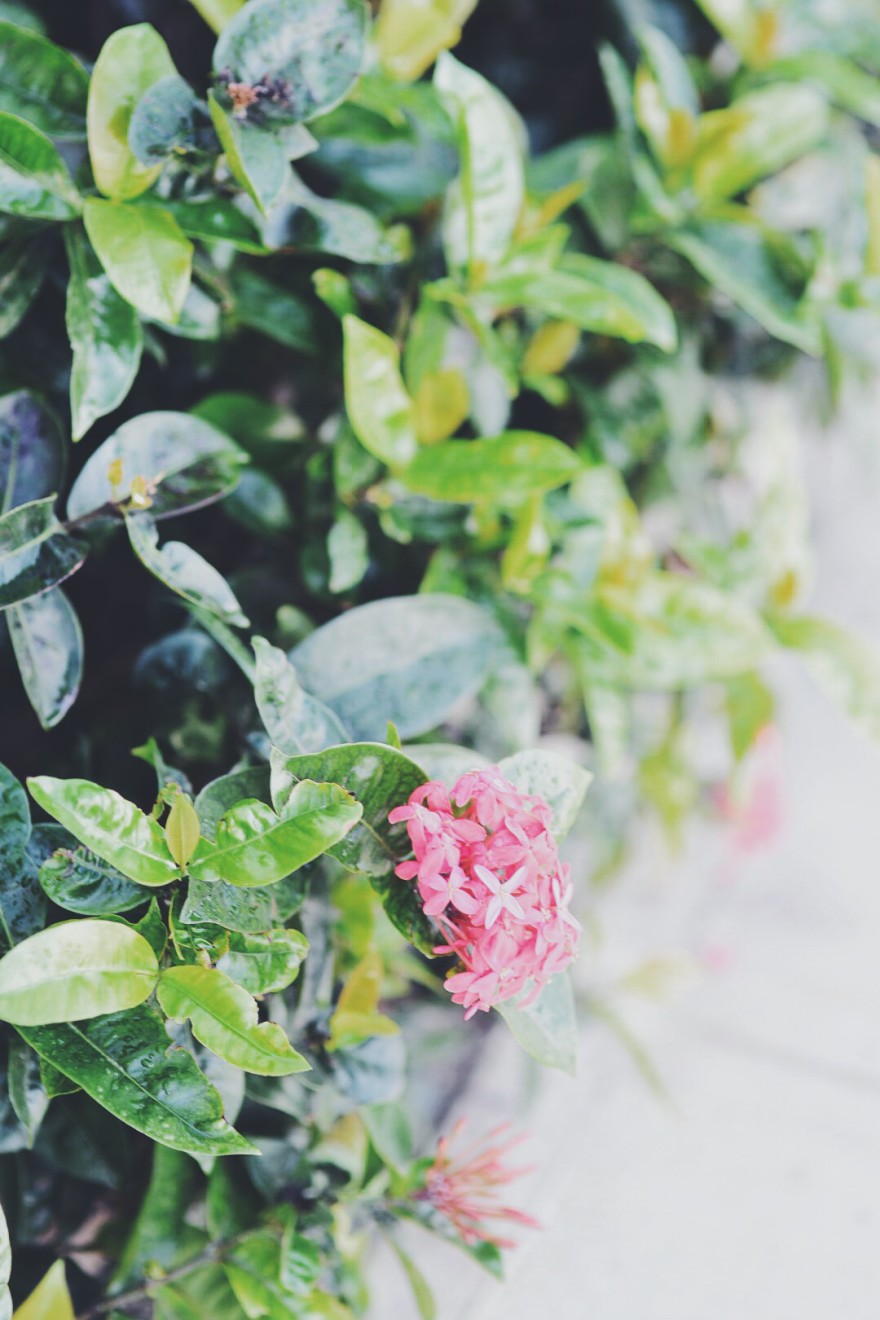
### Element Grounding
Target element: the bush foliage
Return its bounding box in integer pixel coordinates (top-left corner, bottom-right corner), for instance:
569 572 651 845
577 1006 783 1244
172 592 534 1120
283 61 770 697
1 0 880 1314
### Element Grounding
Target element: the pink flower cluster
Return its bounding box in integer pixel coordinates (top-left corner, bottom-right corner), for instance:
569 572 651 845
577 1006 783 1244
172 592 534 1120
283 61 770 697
388 769 580 1018
419 1120 539 1249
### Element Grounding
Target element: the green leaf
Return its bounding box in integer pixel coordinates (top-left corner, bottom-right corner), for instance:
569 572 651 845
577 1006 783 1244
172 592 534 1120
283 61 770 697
63 225 143 442
113 1146 204 1290
35 826 150 915
270 741 426 877
692 85 828 203
768 614 880 743
7 1035 47 1146
0 390 64 517
213 0 367 125
188 780 362 887
181 875 309 934
164 196 265 254
11 1261 73 1320
362 1101 412 1172
481 254 678 352
165 794 202 869
87 23 177 199
83 197 193 324
434 51 524 275
376 0 475 82
0 918 158 1025
328 949 399 1050
0 760 29 854
126 511 249 628
207 89 287 214
195 766 272 840
496 749 591 841
497 972 577 1074
217 927 308 995
18 1005 256 1155
0 111 80 219
0 230 45 338
402 431 582 504
158 965 309 1075
154 1263 248 1320
343 315 418 468
129 76 215 165
327 507 369 593
0 22 88 138
289 594 500 740
228 266 322 354
66 410 246 522
8 586 83 729
666 215 820 354
0 1190 10 1320
265 172 408 263
768 51 880 128
0 496 86 610
387 1238 436 1320
253 637 349 756
27 775 180 887
187 0 245 32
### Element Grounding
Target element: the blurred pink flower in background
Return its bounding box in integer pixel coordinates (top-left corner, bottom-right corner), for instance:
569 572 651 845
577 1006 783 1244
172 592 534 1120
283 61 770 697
389 769 580 1018
715 725 785 858
418 1120 539 1249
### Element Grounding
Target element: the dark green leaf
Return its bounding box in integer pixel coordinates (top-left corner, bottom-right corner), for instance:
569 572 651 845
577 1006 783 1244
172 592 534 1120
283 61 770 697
403 431 582 504
154 1263 249 1320
34 824 150 915
0 110 80 218
229 266 323 353
19 1005 257 1155
129 76 216 164
83 197 194 325
181 873 309 933
290 594 500 740
328 1032 405 1105
164 197 265 254
265 171 408 263
213 0 367 125
8 586 83 728
125 511 249 628
0 851 44 953
0 759 30 853
64 225 143 442
87 23 177 199
0 497 86 610
113 1146 204 1290
0 229 45 338
0 21 87 138
7 1035 48 1145
0 391 64 514
254 637 349 756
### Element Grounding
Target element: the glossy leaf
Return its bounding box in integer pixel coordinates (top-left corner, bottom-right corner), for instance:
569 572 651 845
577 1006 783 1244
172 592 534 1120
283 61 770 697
265 172 407 263
497 749 591 842
213 0 368 125
0 856 44 954
164 196 265 253
0 497 86 610
195 766 272 840
0 22 87 138
27 775 180 887
343 315 418 468
129 76 215 164
165 794 202 870
83 197 194 325
0 231 45 339
8 586 83 729
0 918 159 1025
402 431 582 504
434 51 524 275
290 594 500 740
188 780 362 887
35 825 150 915
497 972 577 1075
217 927 308 995
692 85 828 202
181 874 309 934
126 511 249 628
19 1005 256 1155
87 23 177 199
0 111 80 219
66 410 246 521
11 1261 73 1320
376 0 476 82
0 390 64 515
63 225 143 441
270 741 426 876
207 90 287 214
158 965 309 1075
254 636 349 756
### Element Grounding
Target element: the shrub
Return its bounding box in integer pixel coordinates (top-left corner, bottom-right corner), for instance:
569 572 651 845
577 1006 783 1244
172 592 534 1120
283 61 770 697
1 0 879 1314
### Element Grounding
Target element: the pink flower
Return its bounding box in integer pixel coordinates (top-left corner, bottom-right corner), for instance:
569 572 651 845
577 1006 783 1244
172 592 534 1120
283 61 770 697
715 725 784 856
389 769 581 1018
417 1120 540 1249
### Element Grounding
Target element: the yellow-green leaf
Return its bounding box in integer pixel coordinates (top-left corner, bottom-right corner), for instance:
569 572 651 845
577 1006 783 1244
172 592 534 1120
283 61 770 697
413 368 470 444
165 793 202 868
87 24 177 199
376 0 477 83
328 949 399 1051
343 315 417 468
12 1262 73 1320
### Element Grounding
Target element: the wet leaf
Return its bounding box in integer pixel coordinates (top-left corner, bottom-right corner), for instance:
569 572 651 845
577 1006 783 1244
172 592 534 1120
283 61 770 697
253 637 349 756
217 927 308 995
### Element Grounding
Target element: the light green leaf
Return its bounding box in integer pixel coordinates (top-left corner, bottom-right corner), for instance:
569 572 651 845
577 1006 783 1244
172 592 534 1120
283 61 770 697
165 794 202 869
154 1263 247 1320
497 749 591 841
434 51 525 275
83 197 193 324
328 949 399 1051
87 23 177 199
768 614 880 743
19 1005 256 1155
0 22 88 138
497 972 577 1074
217 927 308 996
64 224 143 441
8 586 83 729
125 511 249 628
158 965 309 1075
265 171 407 263
343 315 418 468
253 637 349 757
402 431 582 504
0 111 80 219
11 1261 73 1320
692 85 828 202
377 0 476 82
290 594 500 741
212 0 367 124
387 1238 436 1320
0 919 158 1025
769 51 880 128
0 496 86 610
188 780 362 888
207 89 287 215
187 0 245 32
27 775 179 887
327 508 369 593
7 1036 47 1146
66 410 246 521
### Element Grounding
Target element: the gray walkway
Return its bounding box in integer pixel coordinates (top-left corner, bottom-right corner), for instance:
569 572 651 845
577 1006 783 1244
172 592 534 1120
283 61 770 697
369 406 880 1318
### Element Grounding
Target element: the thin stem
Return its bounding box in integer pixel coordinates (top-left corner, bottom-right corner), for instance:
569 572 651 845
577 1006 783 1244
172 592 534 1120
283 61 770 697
74 1230 252 1320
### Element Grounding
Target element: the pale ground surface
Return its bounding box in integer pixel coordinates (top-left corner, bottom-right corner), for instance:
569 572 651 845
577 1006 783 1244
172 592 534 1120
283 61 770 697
369 404 880 1319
